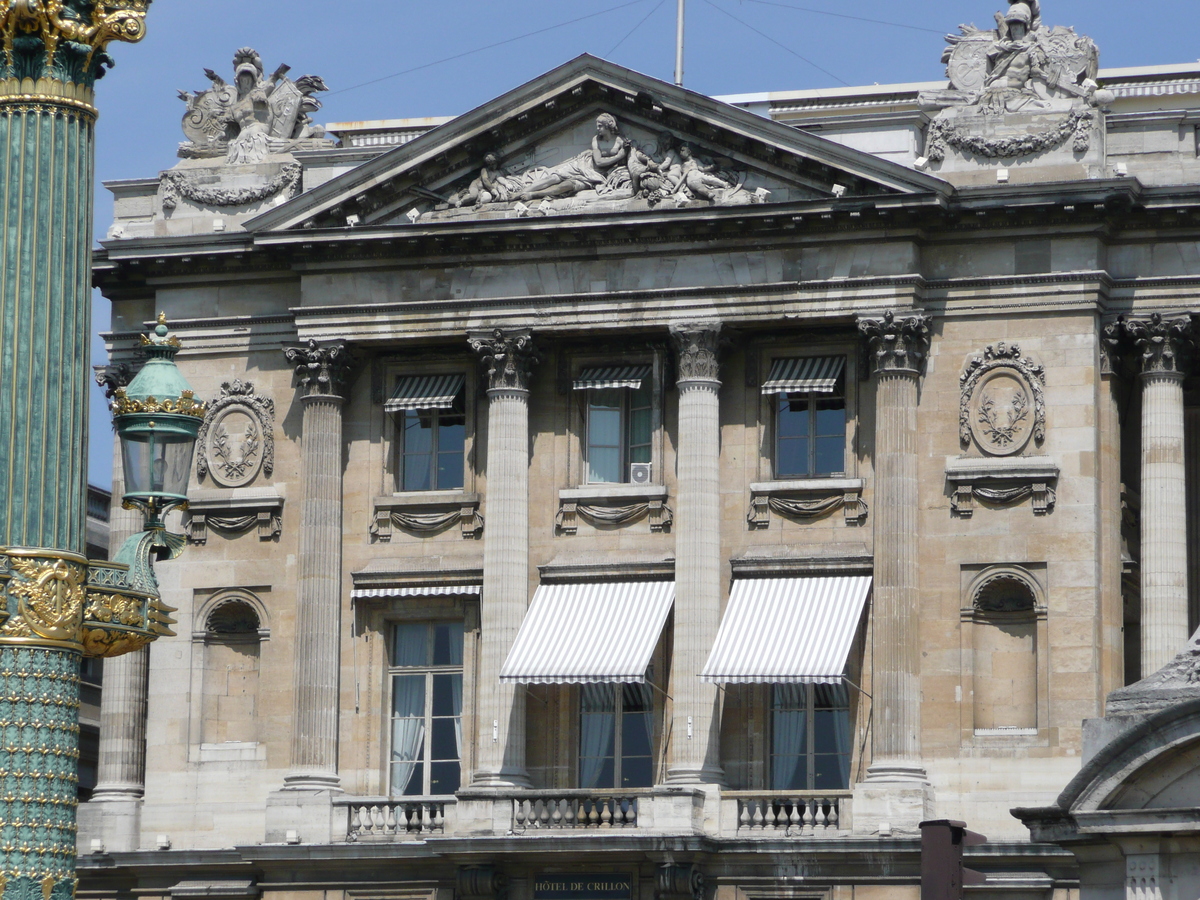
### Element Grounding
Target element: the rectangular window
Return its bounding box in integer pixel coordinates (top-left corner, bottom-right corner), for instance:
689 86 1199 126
586 380 653 484
579 683 654 789
397 392 465 492
390 621 464 797
775 391 846 479
770 683 851 791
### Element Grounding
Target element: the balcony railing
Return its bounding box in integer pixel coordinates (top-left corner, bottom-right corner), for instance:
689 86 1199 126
338 797 453 840
724 792 851 835
512 790 644 830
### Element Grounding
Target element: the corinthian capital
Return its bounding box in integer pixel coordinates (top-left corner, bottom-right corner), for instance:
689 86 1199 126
858 310 932 377
670 323 721 382
283 339 354 398
469 328 539 392
1123 313 1194 376
0 0 151 95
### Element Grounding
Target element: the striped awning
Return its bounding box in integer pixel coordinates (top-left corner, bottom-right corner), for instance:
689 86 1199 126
761 357 844 394
385 373 465 412
573 365 652 391
351 584 481 600
700 576 872 684
500 581 675 684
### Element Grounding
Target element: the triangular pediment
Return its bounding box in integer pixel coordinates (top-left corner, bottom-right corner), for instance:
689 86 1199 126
247 55 950 233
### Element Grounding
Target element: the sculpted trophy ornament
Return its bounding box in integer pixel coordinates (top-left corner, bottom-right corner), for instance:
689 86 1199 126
177 47 329 163
918 0 1111 169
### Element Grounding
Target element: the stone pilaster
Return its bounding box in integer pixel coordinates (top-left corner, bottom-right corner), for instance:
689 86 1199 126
1124 314 1193 674
666 324 725 785
1099 322 1126 695
281 340 352 790
468 329 538 787
853 311 933 833
88 443 150 851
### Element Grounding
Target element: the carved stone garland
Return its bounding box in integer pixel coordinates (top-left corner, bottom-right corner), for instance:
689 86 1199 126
196 379 275 487
160 163 301 211
925 108 1093 163
960 342 1046 456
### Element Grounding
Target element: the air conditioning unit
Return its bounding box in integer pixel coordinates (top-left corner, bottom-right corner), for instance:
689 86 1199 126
630 463 652 485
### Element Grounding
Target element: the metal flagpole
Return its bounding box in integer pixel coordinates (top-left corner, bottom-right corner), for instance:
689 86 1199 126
675 0 686 86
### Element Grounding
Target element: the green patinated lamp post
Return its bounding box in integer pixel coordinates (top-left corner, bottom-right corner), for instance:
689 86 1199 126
0 4 198 900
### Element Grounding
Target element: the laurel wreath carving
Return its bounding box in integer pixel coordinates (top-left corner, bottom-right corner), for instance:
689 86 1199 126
960 343 1046 453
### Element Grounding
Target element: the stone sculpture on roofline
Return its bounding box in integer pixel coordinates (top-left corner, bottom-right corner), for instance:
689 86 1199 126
917 0 1114 179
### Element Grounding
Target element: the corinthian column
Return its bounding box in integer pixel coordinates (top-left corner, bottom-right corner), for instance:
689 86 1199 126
1124 314 1193 675
468 329 538 787
666 323 725 784
857 311 931 783
281 340 353 790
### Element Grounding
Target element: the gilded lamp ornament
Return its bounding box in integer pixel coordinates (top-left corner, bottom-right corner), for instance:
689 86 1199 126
0 315 200 657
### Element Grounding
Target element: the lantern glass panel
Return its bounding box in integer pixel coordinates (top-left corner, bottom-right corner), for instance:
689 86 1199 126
121 431 196 500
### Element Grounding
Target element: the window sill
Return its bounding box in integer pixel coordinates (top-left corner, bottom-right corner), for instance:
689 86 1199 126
372 493 482 541
557 484 671 535
185 487 284 544
747 478 867 529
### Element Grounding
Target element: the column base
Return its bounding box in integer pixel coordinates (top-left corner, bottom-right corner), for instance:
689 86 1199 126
77 797 142 854
282 771 342 792
469 768 532 789
663 764 726 787
852 768 934 836
265 788 338 844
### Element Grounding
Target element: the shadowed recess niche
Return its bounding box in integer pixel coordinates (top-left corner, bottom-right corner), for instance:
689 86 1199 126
961 565 1048 743
190 590 270 761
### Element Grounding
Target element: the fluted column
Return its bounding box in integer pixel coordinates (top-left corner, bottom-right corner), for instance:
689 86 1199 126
666 324 725 784
89 434 151 851
1124 315 1193 675
281 340 352 790
858 311 931 781
468 329 538 787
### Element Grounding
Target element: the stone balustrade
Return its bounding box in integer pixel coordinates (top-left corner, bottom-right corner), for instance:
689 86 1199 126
722 791 851 836
339 797 454 840
512 790 645 829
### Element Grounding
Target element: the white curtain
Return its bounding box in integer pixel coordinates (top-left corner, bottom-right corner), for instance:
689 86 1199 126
579 684 615 789
450 673 463 758
390 675 426 796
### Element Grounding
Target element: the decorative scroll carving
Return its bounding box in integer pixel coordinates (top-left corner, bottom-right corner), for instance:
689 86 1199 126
283 339 353 398
458 866 507 900
160 163 301 211
371 496 483 541
177 48 329 162
1123 313 1194 375
556 499 673 535
670 323 721 381
747 482 868 529
657 864 704 900
960 342 1046 455
468 329 539 392
857 310 932 376
197 379 275 487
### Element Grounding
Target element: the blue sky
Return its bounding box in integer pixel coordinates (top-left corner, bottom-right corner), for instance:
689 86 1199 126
87 0 1200 487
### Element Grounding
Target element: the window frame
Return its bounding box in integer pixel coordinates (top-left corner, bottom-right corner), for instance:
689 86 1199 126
768 682 854 792
382 363 476 497
577 681 657 791
569 351 664 488
583 381 654 485
773 388 847 480
387 620 465 798
754 346 858 484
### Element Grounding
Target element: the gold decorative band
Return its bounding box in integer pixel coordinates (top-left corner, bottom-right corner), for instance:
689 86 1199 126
0 78 99 118
112 387 208 418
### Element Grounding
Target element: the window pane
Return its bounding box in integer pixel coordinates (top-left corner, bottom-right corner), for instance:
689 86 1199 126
622 710 652 758
431 717 459 760
581 756 614 790
402 453 432 492
392 674 426 717
430 760 460 795
777 395 808 437
813 754 850 791
393 624 429 667
621 755 653 789
400 761 424 796
814 437 843 476
814 398 845 436
582 684 616 712
432 624 464 666
432 673 462 716
588 394 622 444
436 451 464 491
776 437 809 479
588 447 621 484
580 713 616 758
439 415 466 451
772 684 810 790
771 754 808 791
404 412 434 453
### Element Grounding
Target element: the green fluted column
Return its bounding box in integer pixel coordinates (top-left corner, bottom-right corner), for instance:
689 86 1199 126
0 4 153 899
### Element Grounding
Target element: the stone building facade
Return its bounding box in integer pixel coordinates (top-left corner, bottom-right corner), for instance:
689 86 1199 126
80 7 1200 899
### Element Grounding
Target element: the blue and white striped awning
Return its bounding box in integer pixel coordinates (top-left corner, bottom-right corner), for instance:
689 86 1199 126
500 581 675 683
573 365 652 391
351 584 481 600
761 357 844 394
701 576 871 684
385 373 465 412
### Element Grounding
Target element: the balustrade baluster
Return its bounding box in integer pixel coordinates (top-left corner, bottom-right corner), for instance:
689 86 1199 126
827 800 839 831
565 798 577 827
752 799 765 829
801 799 815 834
349 805 363 837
